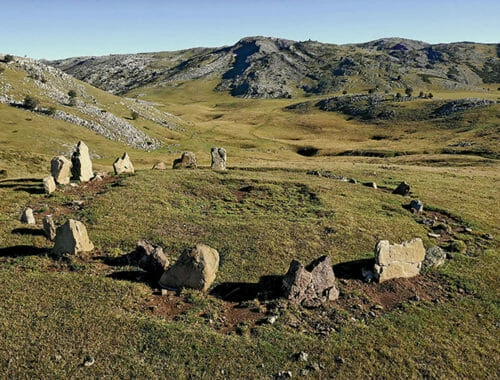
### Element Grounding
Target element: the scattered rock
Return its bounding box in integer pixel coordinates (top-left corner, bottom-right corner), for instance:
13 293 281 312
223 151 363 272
51 156 72 185
464 227 473 233
274 371 292 379
363 181 377 189
43 215 57 241
335 356 345 364
282 255 339 308
266 315 278 324
113 152 135 175
295 352 309 362
393 181 410 196
409 199 423 213
172 151 197 169
43 176 57 194
135 239 169 277
210 147 227 170
20 207 35 224
53 219 94 256
83 356 95 367
152 161 168 170
373 238 426 282
428 232 440 238
483 233 494 241
422 246 446 268
158 244 219 292
71 141 93 182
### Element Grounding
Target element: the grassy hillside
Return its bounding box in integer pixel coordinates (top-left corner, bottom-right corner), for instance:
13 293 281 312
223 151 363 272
0 65 499 378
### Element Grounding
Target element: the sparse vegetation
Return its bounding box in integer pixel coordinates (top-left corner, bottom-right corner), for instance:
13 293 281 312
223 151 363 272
22 95 39 110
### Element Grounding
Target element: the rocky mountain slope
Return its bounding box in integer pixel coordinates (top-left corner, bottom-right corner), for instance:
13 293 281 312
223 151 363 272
49 37 500 98
0 55 182 149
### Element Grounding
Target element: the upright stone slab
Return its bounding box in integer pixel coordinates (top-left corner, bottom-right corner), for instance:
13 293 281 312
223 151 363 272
159 244 219 292
135 239 169 277
71 141 93 182
51 156 72 185
410 199 423 214
20 207 35 224
43 176 56 194
172 152 197 169
282 255 339 308
53 219 94 256
113 152 135 175
374 238 426 282
43 215 56 241
393 181 410 196
210 147 227 170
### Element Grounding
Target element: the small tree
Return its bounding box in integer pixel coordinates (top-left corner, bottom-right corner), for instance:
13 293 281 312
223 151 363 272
419 91 424 98
4 54 14 63
131 111 139 120
428 92 434 99
68 90 77 106
23 95 39 110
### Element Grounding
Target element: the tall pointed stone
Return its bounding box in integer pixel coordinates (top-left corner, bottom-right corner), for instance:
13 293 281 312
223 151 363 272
53 219 94 256
210 147 227 170
71 141 93 182
51 156 72 185
113 152 135 175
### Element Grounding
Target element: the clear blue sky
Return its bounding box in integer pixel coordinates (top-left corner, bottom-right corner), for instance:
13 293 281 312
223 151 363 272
2 0 499 59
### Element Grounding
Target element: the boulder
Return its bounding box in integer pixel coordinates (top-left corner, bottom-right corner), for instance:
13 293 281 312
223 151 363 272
135 239 169 277
374 238 426 282
422 246 447 269
113 152 135 175
159 244 219 291
410 199 423 213
20 207 35 224
393 181 410 196
43 176 56 194
50 156 72 185
282 255 339 308
71 141 93 182
152 161 168 170
53 219 94 256
43 215 56 241
172 152 197 169
210 147 227 170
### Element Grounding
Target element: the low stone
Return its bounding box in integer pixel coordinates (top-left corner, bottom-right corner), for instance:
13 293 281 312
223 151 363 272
282 255 339 308
43 215 56 241
428 232 440 238
158 244 219 291
71 141 93 182
113 152 135 175
210 147 227 170
363 182 377 189
374 238 426 282
410 199 423 213
135 239 169 277
43 176 56 194
296 352 309 362
53 219 94 256
51 156 72 185
393 181 410 196
422 246 447 269
152 161 168 170
20 207 35 224
172 152 197 169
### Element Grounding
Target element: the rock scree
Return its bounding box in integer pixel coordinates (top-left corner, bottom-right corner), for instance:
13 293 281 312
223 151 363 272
282 255 339 308
374 238 426 282
71 141 93 182
159 244 219 292
53 219 94 256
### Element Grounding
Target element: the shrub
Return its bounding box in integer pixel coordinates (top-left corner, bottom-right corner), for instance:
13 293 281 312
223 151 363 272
405 87 413 97
68 90 77 98
131 111 139 120
3 54 14 63
23 95 39 110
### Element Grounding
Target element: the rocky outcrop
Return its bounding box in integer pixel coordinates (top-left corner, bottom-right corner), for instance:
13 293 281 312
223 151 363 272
282 255 339 308
172 152 197 169
210 147 227 170
53 219 94 256
159 244 219 291
71 141 93 182
51 156 72 185
374 238 426 282
113 152 135 175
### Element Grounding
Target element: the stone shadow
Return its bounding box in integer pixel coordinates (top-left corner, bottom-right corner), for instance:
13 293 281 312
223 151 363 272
333 258 375 280
0 245 48 257
12 227 46 237
211 275 283 302
0 178 45 195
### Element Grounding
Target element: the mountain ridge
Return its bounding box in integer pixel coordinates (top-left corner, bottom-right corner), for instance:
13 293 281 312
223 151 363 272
48 36 500 98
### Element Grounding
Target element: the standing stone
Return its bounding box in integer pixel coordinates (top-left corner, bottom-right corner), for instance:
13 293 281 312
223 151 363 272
20 207 35 224
53 219 94 256
43 215 57 241
43 176 56 194
393 181 410 196
373 238 426 282
135 239 169 277
51 156 72 185
159 244 219 292
210 147 227 170
282 255 339 308
410 199 424 213
71 141 93 182
172 152 197 169
113 152 135 175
